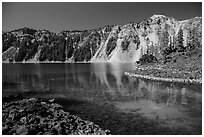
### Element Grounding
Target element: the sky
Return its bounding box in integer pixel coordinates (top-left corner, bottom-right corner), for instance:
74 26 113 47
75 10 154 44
2 2 202 33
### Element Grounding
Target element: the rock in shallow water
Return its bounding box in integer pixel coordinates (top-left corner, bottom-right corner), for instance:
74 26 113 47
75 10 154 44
2 98 110 135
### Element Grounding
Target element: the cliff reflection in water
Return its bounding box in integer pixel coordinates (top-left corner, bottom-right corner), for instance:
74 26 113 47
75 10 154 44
3 63 201 109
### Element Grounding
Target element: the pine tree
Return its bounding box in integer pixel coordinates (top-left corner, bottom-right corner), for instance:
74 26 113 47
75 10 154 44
161 29 169 52
187 27 201 51
157 24 169 61
176 29 185 52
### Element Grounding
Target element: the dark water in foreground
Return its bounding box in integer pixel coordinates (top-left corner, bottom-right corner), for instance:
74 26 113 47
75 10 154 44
2 63 202 134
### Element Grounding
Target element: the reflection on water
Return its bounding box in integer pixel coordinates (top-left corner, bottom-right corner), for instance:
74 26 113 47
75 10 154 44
2 63 202 131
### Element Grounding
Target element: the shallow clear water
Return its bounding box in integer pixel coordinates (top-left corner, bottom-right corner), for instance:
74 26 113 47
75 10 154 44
2 63 202 134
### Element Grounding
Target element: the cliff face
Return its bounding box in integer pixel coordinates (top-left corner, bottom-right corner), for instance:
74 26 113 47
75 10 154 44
2 15 202 63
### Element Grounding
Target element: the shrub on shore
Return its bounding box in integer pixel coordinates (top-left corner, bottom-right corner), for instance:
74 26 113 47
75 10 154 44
136 54 158 65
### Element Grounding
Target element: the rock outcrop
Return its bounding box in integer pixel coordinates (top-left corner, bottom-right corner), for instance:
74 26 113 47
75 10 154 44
2 15 202 63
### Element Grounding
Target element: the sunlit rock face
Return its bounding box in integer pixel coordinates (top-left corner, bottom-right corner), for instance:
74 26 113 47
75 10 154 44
2 15 202 63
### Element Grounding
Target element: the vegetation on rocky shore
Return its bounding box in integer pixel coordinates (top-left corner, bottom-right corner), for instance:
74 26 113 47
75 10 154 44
129 25 202 84
2 96 110 135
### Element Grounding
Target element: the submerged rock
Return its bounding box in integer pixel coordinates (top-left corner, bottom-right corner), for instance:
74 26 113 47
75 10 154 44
2 98 110 135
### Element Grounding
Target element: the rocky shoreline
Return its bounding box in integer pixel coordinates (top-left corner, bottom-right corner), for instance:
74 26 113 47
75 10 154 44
125 66 202 84
2 97 110 135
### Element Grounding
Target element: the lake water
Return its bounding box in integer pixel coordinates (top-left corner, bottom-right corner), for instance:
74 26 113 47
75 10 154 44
2 63 202 134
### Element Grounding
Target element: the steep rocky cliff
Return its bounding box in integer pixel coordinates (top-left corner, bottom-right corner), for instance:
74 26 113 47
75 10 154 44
2 15 202 63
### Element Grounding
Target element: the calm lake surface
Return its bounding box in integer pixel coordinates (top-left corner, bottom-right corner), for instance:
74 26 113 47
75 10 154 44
2 63 202 134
